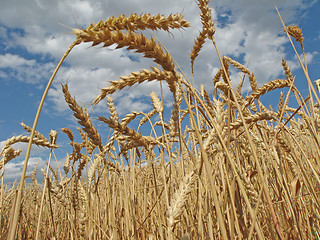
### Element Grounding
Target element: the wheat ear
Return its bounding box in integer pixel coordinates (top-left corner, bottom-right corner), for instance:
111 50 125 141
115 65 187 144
197 0 215 38
61 83 103 151
244 79 291 108
190 29 207 69
84 13 189 32
21 122 48 142
168 170 196 235
73 29 178 103
0 147 22 171
97 68 175 99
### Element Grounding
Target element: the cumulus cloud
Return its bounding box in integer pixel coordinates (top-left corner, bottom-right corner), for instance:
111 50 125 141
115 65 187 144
1 0 316 97
1 0 318 181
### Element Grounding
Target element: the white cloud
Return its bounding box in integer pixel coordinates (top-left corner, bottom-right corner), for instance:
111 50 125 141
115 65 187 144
0 53 35 68
0 55 55 84
1 0 316 87
1 0 319 182
1 0 316 111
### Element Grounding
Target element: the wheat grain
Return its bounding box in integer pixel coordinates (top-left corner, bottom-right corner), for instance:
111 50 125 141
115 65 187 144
249 73 258 92
95 68 175 102
73 29 178 103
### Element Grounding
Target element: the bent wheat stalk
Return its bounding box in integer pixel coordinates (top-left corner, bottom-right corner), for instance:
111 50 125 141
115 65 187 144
8 40 80 240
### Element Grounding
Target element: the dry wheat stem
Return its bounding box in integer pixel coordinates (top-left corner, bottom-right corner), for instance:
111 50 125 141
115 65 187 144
9 39 80 240
211 38 283 239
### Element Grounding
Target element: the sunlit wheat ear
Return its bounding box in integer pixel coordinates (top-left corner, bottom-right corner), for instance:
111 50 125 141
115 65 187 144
168 170 197 232
86 13 190 32
285 26 304 44
107 96 119 124
190 29 207 69
214 81 230 97
88 155 100 182
2 135 58 152
63 153 71 175
49 130 58 145
21 122 48 142
98 116 159 150
213 68 223 85
73 28 179 103
249 73 258 92
282 59 294 82
221 58 230 83
150 91 163 117
77 127 94 154
169 85 182 139
0 147 22 171
61 83 103 151
138 109 157 129
96 67 175 99
197 0 215 38
225 111 275 133
243 79 291 108
121 111 141 128
61 128 74 142
223 56 251 75
277 92 284 116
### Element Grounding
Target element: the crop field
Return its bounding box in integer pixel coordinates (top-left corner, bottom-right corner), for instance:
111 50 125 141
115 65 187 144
1 0 320 239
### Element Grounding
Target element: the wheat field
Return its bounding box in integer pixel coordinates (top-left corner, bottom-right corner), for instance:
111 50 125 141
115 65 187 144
1 0 320 239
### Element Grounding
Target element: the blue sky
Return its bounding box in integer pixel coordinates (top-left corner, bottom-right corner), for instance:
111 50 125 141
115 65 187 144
0 0 319 182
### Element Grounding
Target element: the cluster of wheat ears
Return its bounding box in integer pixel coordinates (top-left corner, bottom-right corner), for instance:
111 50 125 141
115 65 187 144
1 0 320 239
